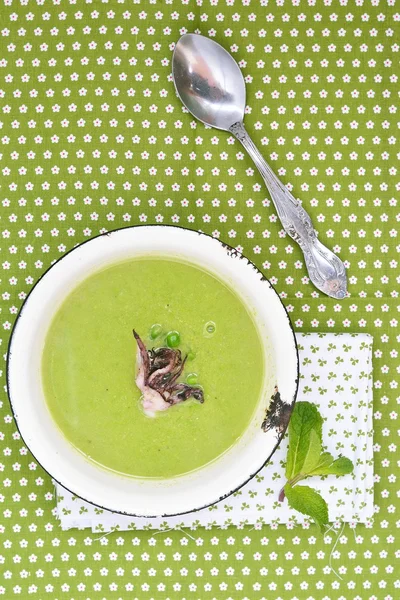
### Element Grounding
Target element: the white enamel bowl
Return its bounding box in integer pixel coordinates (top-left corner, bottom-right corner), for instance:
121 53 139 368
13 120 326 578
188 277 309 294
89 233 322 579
7 226 298 517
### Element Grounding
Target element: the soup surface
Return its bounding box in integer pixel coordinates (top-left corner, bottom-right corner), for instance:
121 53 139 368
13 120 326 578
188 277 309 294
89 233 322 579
42 258 265 478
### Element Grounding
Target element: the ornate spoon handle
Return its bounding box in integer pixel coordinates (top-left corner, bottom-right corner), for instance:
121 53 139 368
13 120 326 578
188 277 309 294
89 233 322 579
229 121 347 299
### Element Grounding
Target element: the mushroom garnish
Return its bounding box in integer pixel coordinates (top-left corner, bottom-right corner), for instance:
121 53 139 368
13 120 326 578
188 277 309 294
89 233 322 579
133 330 204 417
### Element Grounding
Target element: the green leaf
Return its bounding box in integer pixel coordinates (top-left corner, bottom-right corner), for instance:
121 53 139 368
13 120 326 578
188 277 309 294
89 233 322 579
308 456 354 477
284 484 329 531
281 401 354 533
285 401 323 479
311 451 335 470
301 428 322 473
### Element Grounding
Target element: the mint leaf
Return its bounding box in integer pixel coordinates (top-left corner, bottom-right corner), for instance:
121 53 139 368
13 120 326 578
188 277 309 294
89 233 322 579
308 455 354 477
285 401 323 480
307 451 335 471
280 401 354 532
301 428 323 474
284 483 329 531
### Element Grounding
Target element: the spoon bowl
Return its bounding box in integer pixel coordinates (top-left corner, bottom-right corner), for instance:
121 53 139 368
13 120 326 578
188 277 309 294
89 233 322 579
173 33 245 131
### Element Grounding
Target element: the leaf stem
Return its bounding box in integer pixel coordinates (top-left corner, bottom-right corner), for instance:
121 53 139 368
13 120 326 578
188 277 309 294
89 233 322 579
278 473 305 502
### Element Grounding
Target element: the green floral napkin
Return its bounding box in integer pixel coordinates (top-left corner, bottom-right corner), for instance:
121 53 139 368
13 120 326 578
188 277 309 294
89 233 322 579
56 332 373 532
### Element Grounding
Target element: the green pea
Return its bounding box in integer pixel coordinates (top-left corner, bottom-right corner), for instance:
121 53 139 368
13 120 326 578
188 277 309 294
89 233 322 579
149 323 162 340
187 350 196 361
186 373 198 386
204 321 216 337
166 330 180 348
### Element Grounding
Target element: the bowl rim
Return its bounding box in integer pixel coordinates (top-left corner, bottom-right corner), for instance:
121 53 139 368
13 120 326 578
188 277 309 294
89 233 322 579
7 224 299 518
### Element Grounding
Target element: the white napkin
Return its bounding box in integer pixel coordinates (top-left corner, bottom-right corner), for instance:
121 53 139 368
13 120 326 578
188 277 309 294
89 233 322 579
56 333 373 532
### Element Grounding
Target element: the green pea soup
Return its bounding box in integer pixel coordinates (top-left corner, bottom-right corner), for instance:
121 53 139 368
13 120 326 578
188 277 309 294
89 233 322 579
42 258 265 478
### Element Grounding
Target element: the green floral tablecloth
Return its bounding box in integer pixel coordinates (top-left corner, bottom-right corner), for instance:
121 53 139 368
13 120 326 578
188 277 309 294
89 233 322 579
1 0 399 598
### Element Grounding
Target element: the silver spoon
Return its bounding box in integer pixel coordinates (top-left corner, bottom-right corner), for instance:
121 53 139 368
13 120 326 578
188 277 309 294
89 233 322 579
172 33 347 300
